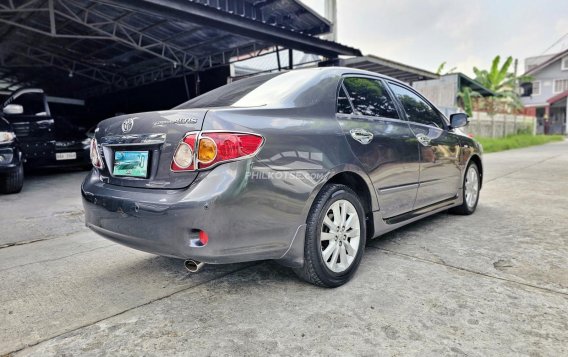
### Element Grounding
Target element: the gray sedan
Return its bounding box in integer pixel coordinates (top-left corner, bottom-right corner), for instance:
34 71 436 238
82 67 482 287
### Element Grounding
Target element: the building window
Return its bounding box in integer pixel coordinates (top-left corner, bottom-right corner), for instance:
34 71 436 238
553 79 568 94
532 81 541 96
562 56 568 71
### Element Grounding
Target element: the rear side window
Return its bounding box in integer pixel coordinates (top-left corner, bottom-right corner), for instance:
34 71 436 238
337 86 353 114
342 77 399 119
389 84 446 129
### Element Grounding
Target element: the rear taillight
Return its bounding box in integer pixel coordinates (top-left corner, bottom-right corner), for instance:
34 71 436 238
172 133 197 171
90 138 104 169
171 131 263 172
198 132 263 169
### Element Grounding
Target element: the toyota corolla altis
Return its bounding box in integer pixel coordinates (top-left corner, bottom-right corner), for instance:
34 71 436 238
82 67 482 287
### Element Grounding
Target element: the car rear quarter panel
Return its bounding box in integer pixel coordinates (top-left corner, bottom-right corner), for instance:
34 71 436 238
202 74 379 215
198 74 379 262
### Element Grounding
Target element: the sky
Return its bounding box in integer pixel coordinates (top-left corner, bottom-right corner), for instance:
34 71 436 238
302 0 568 76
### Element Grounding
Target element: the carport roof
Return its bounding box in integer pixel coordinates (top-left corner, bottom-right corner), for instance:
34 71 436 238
0 0 361 98
340 55 439 84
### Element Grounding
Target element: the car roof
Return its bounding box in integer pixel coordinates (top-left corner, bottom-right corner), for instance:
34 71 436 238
283 66 410 87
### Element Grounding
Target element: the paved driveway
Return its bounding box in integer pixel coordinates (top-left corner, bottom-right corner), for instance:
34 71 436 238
1 140 567 356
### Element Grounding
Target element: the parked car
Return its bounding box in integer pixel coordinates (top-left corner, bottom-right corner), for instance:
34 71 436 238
0 116 24 193
82 68 483 287
1 88 90 171
53 117 91 169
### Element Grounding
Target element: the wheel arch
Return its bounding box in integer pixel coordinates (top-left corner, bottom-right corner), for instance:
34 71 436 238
325 170 376 239
276 167 377 268
468 154 483 188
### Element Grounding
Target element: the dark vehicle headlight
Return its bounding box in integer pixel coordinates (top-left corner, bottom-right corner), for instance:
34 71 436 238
0 131 15 143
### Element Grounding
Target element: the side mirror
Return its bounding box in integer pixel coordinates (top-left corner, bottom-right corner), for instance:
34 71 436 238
3 104 24 115
450 113 468 129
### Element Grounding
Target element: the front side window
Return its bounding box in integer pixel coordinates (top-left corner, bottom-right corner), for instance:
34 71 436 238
389 84 446 129
342 77 399 119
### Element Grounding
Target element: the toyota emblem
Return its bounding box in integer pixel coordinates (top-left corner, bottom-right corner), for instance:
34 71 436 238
121 118 134 133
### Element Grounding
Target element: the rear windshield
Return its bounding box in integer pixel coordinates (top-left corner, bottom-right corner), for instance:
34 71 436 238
174 72 282 109
174 69 319 109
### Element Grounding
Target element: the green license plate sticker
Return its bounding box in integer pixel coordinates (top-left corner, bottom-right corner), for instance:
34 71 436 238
113 151 149 178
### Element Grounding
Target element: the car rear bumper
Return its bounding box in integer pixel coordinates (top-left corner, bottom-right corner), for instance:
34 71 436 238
82 160 310 265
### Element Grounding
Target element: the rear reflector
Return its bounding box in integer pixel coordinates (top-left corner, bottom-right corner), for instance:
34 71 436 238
199 230 209 245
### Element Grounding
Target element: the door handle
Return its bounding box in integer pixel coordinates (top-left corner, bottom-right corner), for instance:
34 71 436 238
415 133 431 146
350 128 373 144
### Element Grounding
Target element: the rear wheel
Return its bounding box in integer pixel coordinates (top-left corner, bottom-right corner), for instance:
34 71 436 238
450 162 480 215
0 164 24 194
294 184 366 287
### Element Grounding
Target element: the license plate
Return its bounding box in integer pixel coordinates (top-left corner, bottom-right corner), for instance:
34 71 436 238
56 152 77 160
113 151 149 178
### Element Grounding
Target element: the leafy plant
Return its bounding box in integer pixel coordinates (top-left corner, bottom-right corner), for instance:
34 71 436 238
473 56 532 113
436 61 457 75
457 87 481 117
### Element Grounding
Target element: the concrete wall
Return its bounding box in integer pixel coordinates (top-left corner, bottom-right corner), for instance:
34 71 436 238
522 56 568 106
465 111 536 138
412 74 459 108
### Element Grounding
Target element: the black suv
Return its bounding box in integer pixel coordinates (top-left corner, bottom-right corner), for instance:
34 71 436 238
0 88 92 194
0 116 23 193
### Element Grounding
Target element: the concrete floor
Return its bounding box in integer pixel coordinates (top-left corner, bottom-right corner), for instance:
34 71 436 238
1 141 567 356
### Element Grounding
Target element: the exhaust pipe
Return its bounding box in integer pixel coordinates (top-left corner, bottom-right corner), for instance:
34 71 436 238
184 259 205 273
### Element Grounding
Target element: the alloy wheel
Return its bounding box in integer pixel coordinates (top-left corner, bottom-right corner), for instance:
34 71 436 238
465 166 479 209
320 199 361 273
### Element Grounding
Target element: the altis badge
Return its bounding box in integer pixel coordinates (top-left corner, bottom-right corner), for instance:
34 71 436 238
153 117 198 127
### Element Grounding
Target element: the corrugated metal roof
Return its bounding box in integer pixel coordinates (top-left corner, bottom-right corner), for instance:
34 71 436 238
0 0 360 97
341 55 439 84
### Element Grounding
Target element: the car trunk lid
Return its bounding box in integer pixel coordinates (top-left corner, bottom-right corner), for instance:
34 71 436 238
95 109 206 189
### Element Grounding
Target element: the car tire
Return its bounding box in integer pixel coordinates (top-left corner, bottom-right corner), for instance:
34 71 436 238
0 163 24 194
294 184 366 288
450 162 480 215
